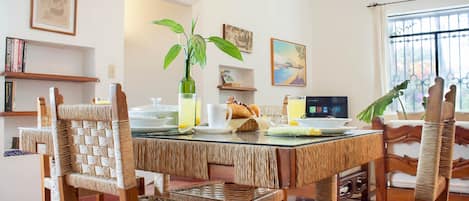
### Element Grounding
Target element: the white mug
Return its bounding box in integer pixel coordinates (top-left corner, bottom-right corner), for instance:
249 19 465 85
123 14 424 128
207 104 233 128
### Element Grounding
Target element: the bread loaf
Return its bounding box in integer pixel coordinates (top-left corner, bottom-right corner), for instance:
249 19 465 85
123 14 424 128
226 96 260 119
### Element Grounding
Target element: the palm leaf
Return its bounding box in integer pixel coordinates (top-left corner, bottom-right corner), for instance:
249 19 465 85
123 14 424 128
190 34 207 67
164 44 182 69
357 80 410 123
153 19 185 34
208 36 243 61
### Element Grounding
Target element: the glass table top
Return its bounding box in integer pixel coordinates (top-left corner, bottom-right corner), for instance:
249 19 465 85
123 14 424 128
132 130 381 148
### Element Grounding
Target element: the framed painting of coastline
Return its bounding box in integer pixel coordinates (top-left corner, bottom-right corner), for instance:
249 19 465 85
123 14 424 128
223 24 253 53
271 38 306 87
30 0 77 35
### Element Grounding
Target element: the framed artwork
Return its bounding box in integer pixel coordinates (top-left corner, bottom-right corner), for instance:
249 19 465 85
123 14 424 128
30 0 77 35
271 38 306 87
223 24 253 53
220 69 240 87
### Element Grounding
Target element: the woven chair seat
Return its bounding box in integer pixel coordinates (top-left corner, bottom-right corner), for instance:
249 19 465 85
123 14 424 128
138 196 175 201
168 183 284 201
140 183 284 201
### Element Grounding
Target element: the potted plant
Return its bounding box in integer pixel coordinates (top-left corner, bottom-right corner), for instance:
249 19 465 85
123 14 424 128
357 80 410 123
153 18 243 94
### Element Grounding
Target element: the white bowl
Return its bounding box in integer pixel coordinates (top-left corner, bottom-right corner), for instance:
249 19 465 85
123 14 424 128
130 116 172 128
296 118 351 128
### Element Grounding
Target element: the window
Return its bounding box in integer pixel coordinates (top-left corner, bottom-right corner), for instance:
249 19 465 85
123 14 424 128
388 7 469 112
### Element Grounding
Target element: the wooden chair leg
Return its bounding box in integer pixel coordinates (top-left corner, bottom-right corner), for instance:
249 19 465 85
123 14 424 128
41 155 51 201
137 176 145 195
57 176 78 201
43 188 51 201
96 193 105 201
316 175 338 201
119 187 139 201
375 158 387 201
282 189 288 201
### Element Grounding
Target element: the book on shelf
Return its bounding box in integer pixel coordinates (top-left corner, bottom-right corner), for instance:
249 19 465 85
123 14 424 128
4 37 25 73
4 81 14 112
5 38 12 72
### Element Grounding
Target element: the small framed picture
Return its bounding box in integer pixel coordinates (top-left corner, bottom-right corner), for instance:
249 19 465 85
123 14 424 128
223 24 253 53
30 0 77 35
220 69 240 87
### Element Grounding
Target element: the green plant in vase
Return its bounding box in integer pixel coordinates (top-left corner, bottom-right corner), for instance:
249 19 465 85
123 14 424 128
153 19 243 94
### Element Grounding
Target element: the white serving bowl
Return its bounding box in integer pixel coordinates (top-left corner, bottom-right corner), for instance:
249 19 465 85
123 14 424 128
130 116 172 128
296 118 351 128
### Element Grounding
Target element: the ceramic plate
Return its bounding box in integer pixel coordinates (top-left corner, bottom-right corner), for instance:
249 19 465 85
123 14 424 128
131 125 177 133
194 126 232 134
265 126 357 137
319 126 357 134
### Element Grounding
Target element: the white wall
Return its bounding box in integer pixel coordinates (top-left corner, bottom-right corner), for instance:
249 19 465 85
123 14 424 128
0 0 125 96
307 0 376 126
123 0 378 125
124 0 194 107
0 1 125 200
125 0 469 124
0 0 125 150
193 0 315 106
124 0 316 109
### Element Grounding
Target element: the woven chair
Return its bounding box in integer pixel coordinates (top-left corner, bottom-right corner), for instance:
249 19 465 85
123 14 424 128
414 78 456 201
49 84 157 201
20 98 107 201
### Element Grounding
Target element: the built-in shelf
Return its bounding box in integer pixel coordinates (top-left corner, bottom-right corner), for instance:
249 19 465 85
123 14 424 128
0 111 37 117
1 72 99 83
217 85 257 92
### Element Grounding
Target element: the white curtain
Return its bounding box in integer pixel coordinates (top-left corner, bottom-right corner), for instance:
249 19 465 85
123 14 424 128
372 6 390 97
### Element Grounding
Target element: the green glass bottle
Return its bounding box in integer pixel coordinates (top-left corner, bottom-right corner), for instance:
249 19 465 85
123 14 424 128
179 59 195 94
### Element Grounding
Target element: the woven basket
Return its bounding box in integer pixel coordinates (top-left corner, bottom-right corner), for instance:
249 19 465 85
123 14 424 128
236 118 259 132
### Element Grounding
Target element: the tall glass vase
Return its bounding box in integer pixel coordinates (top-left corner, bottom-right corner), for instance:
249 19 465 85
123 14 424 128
178 93 196 132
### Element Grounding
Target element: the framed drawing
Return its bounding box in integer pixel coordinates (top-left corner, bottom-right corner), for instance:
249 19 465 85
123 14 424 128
223 24 253 53
220 69 240 87
271 38 306 87
30 0 77 35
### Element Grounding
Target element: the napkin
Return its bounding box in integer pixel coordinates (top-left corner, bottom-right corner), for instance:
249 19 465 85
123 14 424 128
267 127 321 136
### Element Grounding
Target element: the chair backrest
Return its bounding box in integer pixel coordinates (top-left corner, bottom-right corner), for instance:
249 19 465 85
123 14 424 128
37 97 51 128
372 80 469 201
414 78 456 201
50 84 137 199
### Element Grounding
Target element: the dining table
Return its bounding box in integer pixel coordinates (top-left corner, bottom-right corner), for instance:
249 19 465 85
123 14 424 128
132 129 383 201
19 128 384 201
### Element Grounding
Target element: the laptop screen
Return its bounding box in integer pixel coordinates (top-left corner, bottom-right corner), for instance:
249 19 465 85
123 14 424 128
305 96 348 118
